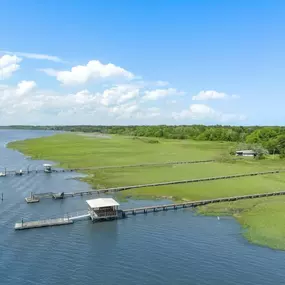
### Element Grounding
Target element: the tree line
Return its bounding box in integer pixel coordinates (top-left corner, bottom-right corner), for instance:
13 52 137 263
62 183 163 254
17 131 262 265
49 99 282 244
2 125 285 156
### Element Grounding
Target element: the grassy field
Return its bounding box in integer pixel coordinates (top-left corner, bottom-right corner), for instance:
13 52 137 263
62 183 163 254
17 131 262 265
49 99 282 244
8 133 229 167
7 133 285 250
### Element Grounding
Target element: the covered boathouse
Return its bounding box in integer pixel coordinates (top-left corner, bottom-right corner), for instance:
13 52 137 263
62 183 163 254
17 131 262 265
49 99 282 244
86 198 124 221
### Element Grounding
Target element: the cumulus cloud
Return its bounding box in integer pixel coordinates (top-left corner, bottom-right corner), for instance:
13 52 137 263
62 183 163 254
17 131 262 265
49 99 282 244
2 51 64 63
109 101 140 119
192 90 239 101
172 104 246 122
0 55 22 79
0 81 247 124
0 82 145 121
16 80 37 96
40 60 134 85
142 88 184 101
100 84 140 106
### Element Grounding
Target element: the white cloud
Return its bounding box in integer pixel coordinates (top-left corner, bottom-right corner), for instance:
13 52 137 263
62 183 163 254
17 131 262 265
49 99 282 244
40 60 134 85
16 80 37 96
38 68 58 76
192 90 239 101
0 55 22 79
2 51 64 63
0 82 247 125
100 84 140 106
109 101 140 119
172 104 246 122
0 82 139 118
166 99 177 104
142 88 184 101
155 80 169 87
148 107 160 112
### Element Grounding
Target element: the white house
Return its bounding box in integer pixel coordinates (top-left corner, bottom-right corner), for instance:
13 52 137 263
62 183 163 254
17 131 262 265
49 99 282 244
235 150 256 157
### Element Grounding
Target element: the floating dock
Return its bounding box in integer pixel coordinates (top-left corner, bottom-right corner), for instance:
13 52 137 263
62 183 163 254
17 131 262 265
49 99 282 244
15 190 285 231
25 196 40 203
15 218 73 230
25 169 285 203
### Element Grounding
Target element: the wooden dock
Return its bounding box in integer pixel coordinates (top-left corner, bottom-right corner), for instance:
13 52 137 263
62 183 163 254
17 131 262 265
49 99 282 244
15 190 285 231
26 169 285 203
1 159 215 177
122 190 285 215
14 218 73 230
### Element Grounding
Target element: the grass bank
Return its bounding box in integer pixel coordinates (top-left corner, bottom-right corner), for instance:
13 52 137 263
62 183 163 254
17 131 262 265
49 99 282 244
7 133 285 250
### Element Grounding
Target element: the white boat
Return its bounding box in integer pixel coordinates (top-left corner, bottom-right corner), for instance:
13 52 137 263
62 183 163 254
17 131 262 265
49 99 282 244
43 164 52 173
15 169 23 176
0 172 6 177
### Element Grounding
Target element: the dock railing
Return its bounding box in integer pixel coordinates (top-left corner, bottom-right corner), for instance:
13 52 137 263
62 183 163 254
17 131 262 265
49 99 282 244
65 210 90 220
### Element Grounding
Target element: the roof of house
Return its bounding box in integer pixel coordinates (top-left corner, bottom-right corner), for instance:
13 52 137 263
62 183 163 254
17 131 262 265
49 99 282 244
236 150 256 153
86 198 120 208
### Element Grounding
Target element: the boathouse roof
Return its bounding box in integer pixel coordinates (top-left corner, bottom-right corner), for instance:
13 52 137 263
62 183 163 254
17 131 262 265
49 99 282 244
86 198 120 208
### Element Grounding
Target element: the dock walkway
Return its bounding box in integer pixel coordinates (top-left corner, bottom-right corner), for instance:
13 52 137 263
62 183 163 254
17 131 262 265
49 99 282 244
2 159 214 177
27 169 285 203
122 190 285 215
15 218 73 230
16 190 285 231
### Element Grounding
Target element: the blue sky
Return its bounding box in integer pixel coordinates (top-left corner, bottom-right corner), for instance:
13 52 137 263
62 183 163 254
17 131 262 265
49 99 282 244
0 0 284 125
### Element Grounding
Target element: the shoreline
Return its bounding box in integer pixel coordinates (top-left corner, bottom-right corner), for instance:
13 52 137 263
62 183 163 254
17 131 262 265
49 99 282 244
7 132 285 251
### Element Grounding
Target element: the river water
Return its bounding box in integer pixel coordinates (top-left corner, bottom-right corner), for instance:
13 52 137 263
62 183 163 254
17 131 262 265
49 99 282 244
0 129 284 285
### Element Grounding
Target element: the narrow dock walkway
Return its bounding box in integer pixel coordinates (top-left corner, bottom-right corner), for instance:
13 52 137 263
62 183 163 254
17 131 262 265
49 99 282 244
15 218 73 230
26 169 285 203
122 190 285 215
16 190 285 231
2 159 214 177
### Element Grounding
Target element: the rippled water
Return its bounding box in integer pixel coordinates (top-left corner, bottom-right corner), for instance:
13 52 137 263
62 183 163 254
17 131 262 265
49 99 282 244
0 129 285 285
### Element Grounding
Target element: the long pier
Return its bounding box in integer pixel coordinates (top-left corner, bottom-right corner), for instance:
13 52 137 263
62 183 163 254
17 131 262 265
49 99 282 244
122 190 285 215
2 159 214 176
26 169 285 203
15 190 285 230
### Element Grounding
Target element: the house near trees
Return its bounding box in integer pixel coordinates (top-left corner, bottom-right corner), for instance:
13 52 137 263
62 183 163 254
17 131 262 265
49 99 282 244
235 150 257 157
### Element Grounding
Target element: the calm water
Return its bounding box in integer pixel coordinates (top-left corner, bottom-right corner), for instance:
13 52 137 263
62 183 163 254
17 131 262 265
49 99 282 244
0 130 284 285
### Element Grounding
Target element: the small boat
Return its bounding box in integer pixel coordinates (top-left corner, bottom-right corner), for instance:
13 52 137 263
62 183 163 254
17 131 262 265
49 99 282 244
43 164 52 173
52 192 65 199
0 172 6 177
15 169 23 176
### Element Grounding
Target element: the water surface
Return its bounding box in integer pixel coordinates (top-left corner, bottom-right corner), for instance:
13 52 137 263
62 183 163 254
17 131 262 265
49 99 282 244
0 129 284 285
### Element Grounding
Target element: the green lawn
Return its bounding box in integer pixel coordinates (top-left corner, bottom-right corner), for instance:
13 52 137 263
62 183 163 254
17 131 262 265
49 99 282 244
8 133 285 250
